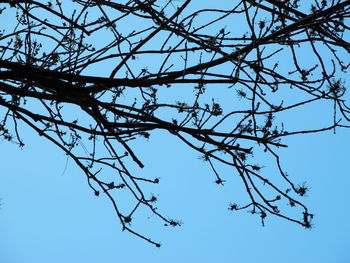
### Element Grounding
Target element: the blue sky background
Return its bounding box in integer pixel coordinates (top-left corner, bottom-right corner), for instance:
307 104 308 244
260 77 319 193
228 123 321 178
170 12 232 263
1 1 350 262
1 110 349 263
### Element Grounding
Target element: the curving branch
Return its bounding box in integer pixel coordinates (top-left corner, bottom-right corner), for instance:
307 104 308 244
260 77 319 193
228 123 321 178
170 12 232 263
0 0 349 246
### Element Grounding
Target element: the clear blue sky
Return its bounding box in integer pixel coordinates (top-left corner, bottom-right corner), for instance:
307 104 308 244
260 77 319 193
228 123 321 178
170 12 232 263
1 1 350 262
1 112 350 262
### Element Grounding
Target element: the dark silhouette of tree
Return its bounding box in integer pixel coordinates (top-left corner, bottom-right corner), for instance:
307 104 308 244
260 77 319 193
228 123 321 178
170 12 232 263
0 0 349 246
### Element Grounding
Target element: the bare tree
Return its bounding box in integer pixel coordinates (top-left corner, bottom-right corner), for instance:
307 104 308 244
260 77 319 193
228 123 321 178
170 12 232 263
0 0 349 246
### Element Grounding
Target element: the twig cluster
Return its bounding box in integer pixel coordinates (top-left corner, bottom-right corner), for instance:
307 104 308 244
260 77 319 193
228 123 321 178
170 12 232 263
0 0 350 246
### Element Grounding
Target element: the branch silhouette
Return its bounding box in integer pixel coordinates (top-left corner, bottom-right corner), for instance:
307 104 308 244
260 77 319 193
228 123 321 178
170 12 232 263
0 0 349 246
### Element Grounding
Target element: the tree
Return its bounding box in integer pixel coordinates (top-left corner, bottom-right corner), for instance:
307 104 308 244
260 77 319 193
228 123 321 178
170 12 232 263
0 0 349 246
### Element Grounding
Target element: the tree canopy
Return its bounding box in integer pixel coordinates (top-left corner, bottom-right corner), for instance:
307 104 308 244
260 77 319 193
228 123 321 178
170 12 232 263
0 0 349 246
